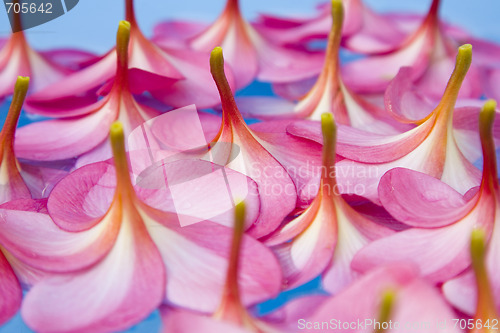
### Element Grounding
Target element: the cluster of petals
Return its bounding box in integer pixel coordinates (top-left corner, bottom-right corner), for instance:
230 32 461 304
2 0 500 332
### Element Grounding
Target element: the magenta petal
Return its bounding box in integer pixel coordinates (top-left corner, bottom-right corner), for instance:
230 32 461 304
40 49 97 70
0 251 22 326
379 168 468 227
153 20 207 43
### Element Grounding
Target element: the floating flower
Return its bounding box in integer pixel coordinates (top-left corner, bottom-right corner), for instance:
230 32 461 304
160 201 288 333
26 0 234 115
288 44 482 204
22 121 279 332
253 0 408 54
353 100 500 285
443 229 500 328
263 113 392 293
288 264 461 333
14 21 168 164
154 0 326 89
0 76 68 202
0 10 94 101
238 0 406 135
342 0 482 101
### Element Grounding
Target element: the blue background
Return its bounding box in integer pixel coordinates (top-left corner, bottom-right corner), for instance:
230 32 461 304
0 0 499 332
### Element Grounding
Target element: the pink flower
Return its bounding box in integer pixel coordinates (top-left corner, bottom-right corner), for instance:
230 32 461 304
353 100 500 286
153 0 326 89
0 76 68 202
0 12 94 101
14 21 168 164
289 44 483 204
160 202 287 333
237 0 408 135
26 0 233 115
263 112 392 293
253 0 408 54
342 0 482 101
21 121 279 332
288 264 461 333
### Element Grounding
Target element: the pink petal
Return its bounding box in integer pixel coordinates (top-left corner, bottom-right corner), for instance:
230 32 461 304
47 162 116 232
353 197 495 283
149 47 235 108
22 212 165 333
250 120 323 208
0 251 22 326
143 214 282 312
234 96 296 119
379 168 469 227
14 105 116 161
160 307 249 333
153 20 207 43
0 199 116 273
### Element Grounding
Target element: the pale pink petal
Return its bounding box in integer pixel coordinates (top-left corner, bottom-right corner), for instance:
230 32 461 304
379 168 468 227
234 96 296 119
153 20 207 42
150 47 235 108
22 213 165 333
135 159 260 229
0 198 116 272
142 214 282 312
353 197 495 283
14 103 117 161
250 120 323 208
160 307 250 333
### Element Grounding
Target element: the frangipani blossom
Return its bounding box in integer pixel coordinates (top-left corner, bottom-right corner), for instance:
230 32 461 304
0 76 68 202
0 10 94 101
22 121 280 332
288 264 461 333
240 0 406 135
14 21 167 163
254 0 408 54
161 202 289 333
154 0 326 89
264 113 392 293
342 0 482 101
289 44 482 204
26 0 232 114
446 229 500 330
353 100 500 286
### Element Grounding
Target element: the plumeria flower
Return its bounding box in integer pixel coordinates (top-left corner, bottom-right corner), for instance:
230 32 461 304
342 0 482 101
352 100 500 286
161 201 290 333
263 112 392 293
153 0 326 90
253 0 409 54
237 0 407 135
14 21 169 165
0 10 94 101
21 121 280 332
129 47 323 237
286 264 461 333
444 229 500 331
288 44 482 204
26 0 233 115
0 76 68 202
